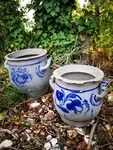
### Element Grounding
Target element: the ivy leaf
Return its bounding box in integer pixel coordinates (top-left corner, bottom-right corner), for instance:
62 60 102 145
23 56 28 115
77 25 85 32
55 6 59 13
20 121 31 127
75 19 85 26
50 11 56 17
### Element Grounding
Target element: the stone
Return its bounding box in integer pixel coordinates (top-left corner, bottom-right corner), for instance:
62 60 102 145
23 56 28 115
84 135 96 145
44 142 51 150
43 110 55 121
0 140 13 148
50 138 58 147
30 102 40 108
46 135 52 141
26 129 32 134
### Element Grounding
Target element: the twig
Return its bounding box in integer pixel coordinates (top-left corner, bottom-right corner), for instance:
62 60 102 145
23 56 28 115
0 129 18 139
9 147 17 150
87 120 98 150
97 116 110 124
97 142 113 148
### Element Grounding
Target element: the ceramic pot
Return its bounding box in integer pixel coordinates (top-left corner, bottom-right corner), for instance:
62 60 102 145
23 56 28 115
49 65 108 127
4 48 51 96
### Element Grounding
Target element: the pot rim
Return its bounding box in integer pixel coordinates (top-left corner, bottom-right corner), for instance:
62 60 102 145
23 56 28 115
53 64 104 84
5 48 47 61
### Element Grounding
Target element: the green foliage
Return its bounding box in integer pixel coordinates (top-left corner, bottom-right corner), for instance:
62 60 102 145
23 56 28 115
27 0 83 63
75 0 113 59
0 86 29 112
95 1 113 58
0 0 28 63
72 3 99 36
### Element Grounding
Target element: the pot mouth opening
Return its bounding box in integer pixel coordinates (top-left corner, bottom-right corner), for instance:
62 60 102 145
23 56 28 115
5 48 47 61
53 64 104 84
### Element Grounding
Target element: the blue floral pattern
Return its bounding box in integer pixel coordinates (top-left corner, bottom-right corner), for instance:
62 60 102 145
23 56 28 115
90 93 102 106
35 65 46 78
55 90 90 115
11 67 32 87
55 89 101 115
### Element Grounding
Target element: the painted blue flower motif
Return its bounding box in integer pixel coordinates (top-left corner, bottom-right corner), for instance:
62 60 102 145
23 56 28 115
56 90 64 101
90 93 102 106
11 67 32 87
35 65 46 78
55 89 90 115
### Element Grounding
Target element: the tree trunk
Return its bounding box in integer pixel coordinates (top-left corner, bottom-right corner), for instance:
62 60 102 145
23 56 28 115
80 35 90 65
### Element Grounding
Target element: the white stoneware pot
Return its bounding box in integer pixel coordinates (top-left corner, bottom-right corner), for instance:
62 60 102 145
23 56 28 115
4 48 51 96
49 65 108 127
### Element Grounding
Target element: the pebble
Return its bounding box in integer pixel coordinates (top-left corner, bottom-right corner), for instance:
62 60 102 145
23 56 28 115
43 110 55 121
26 129 32 134
30 102 40 108
44 142 51 150
84 135 96 145
75 127 86 135
50 138 58 147
27 118 35 124
0 140 13 148
53 144 60 150
46 135 52 141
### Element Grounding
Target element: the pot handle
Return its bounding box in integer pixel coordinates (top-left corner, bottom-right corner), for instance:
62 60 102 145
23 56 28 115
97 80 108 98
49 75 55 90
40 57 52 71
4 60 8 69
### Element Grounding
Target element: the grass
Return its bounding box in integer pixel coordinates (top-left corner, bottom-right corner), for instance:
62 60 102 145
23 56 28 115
0 66 30 112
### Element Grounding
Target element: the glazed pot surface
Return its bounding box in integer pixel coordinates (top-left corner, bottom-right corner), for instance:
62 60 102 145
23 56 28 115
5 48 51 97
50 64 108 127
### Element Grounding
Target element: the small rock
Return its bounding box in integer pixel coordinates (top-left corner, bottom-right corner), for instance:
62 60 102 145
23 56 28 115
26 129 32 134
105 124 111 131
27 118 35 124
84 135 96 145
0 140 13 148
108 92 113 101
26 133 31 141
43 110 55 121
30 102 40 108
44 142 51 150
42 97 47 103
50 138 58 147
54 144 60 150
75 127 86 135
67 129 77 139
46 135 52 141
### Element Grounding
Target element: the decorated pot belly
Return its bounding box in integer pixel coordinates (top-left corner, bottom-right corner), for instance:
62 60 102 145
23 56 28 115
4 48 51 96
49 65 108 127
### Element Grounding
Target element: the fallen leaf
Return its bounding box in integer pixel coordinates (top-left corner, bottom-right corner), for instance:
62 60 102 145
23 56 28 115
40 130 45 136
77 141 86 150
67 129 77 139
108 92 113 101
0 112 6 120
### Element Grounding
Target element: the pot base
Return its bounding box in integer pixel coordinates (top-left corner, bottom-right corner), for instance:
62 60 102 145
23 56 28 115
61 117 93 127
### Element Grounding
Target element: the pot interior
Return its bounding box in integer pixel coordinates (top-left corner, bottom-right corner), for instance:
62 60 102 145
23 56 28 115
61 72 95 81
53 65 104 83
16 54 38 59
5 48 47 61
